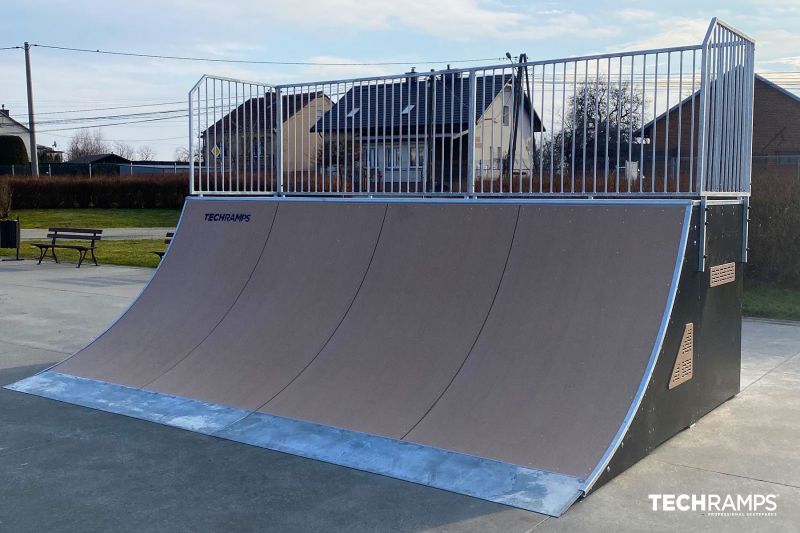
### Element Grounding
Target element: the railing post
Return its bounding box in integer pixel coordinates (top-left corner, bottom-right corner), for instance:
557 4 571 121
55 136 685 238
276 87 284 196
695 19 716 272
189 87 195 195
466 70 477 197
696 19 715 197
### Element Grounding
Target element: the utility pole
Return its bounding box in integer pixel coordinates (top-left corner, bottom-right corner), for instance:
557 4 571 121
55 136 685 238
24 42 39 176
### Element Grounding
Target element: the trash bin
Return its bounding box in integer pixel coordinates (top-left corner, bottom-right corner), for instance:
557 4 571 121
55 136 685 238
0 218 19 249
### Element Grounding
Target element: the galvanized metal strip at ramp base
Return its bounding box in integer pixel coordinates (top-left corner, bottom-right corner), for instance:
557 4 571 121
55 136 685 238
7 370 584 517
5 198 694 517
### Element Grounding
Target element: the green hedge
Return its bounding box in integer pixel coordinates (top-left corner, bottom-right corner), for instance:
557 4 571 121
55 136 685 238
747 161 800 288
1 174 188 209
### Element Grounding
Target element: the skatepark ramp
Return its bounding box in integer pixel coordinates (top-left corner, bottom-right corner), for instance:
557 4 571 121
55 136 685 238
8 197 745 516
7 19 752 517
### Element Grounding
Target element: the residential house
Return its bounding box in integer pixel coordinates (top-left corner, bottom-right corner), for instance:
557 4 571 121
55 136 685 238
0 105 31 157
311 72 543 190
201 92 333 173
643 74 800 177
69 153 131 165
38 143 64 163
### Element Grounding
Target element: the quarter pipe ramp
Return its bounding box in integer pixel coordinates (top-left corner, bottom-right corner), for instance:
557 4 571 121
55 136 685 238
7 197 744 516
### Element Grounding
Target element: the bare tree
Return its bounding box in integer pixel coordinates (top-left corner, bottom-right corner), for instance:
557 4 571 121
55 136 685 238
538 81 646 174
137 145 156 161
174 146 190 162
113 141 136 160
67 129 108 161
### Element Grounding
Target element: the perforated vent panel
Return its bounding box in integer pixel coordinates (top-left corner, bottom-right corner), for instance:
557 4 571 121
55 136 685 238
710 262 736 287
669 323 694 390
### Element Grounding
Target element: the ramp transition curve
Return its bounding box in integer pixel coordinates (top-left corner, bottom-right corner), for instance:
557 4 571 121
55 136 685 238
7 197 744 517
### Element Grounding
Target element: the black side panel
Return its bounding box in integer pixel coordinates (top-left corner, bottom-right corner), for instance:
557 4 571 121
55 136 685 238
592 202 743 491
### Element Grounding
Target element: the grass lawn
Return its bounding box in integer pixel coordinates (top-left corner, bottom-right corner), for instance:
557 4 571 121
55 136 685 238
1 239 166 268
8 208 181 229
743 281 800 322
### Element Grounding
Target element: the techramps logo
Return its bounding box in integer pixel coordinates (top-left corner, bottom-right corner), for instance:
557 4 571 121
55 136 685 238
648 493 779 518
204 213 251 223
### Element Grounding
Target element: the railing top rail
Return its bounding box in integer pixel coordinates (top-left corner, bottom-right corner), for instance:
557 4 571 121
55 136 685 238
704 17 756 45
192 73 275 90
273 44 705 89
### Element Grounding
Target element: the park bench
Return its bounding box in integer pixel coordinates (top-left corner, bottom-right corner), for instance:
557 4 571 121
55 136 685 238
153 232 174 260
32 228 102 268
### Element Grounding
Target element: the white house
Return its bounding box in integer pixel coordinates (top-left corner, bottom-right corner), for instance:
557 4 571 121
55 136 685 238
0 105 31 156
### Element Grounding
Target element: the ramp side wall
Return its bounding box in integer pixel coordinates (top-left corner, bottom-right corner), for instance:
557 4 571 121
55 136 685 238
592 202 743 491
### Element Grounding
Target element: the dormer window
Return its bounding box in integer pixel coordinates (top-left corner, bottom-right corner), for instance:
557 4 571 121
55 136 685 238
346 107 360 118
401 104 415 114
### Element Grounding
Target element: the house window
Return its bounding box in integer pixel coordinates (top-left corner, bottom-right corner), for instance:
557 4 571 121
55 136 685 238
346 107 360 118
502 105 510 126
385 146 401 169
401 104 415 114
409 143 425 168
365 146 378 166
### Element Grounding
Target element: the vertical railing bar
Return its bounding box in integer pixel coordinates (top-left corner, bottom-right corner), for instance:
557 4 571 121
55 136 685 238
605 57 611 193
676 52 683 193
560 62 567 194
204 77 210 192
415 74 421 194
615 58 622 194
467 70 477 197
572 61 577 192
549 63 555 193
652 52 658 193
213 79 218 192
640 54 646 194
547 65 553 193
690 50 697 193
400 75 405 193
423 76 428 194
235 81 240 192
449 72 455 193
628 56 633 194
582 60 588 193
189 84 195 195
353 81 358 194
712 27 725 192
276 86 284 195
249 84 254 192
593 58 599 194
664 53 670 193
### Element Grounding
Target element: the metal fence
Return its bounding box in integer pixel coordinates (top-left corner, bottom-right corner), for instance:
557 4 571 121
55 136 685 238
0 162 190 177
188 18 754 198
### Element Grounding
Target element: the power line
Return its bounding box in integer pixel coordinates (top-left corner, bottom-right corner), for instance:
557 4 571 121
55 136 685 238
32 108 186 126
31 43 504 66
0 46 21 51
37 114 189 132
34 100 185 115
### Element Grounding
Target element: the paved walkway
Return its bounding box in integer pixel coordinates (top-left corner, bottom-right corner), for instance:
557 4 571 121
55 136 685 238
0 261 798 532
21 227 174 241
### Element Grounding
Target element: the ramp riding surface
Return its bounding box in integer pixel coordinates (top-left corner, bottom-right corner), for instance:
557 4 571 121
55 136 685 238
7 197 743 517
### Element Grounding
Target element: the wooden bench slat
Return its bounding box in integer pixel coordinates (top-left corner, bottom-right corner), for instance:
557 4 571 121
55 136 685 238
48 227 103 234
46 234 102 241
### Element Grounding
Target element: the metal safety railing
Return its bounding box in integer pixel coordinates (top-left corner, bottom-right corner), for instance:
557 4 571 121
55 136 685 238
188 18 754 198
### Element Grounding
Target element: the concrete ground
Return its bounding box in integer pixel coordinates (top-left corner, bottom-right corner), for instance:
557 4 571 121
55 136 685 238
0 261 798 532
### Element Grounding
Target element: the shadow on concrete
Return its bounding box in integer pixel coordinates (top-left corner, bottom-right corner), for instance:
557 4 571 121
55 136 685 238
0 363 545 533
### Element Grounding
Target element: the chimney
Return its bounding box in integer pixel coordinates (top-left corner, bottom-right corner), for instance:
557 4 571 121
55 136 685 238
0 104 8 117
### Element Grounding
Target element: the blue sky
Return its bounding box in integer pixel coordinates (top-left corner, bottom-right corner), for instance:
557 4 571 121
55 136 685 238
1 0 798 159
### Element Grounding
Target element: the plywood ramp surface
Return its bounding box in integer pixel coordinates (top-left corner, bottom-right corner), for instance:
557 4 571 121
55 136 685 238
55 200 277 386
405 205 686 478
